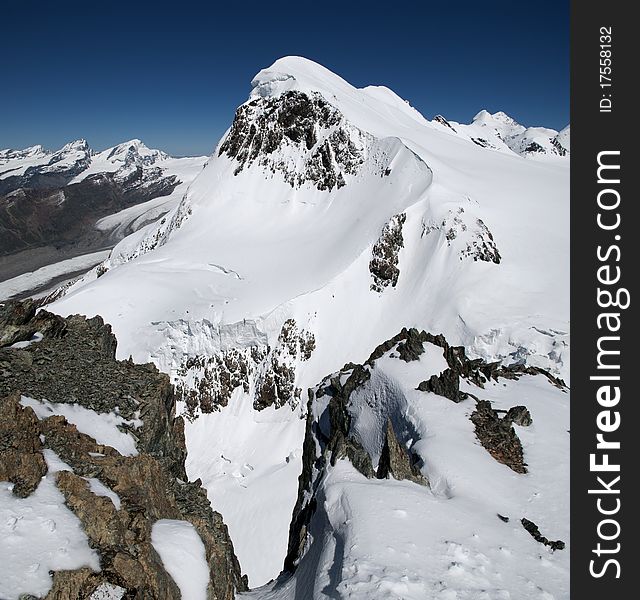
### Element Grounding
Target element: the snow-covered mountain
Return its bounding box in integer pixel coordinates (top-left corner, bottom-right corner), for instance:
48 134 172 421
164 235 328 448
0 138 175 189
35 56 569 598
0 139 207 294
432 110 570 158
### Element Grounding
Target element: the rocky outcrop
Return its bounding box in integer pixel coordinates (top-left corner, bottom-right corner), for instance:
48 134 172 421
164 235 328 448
323 365 376 479
284 327 568 571
0 298 67 346
254 319 315 410
422 206 501 264
433 115 457 132
176 348 259 417
0 305 183 473
521 518 565 551
0 393 47 497
219 90 378 191
470 400 527 474
173 318 316 416
506 405 533 427
285 366 376 571
417 368 465 402
370 213 406 292
0 301 247 598
377 419 428 486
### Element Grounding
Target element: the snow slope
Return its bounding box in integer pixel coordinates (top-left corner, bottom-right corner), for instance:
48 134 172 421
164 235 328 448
151 519 210 600
46 56 570 589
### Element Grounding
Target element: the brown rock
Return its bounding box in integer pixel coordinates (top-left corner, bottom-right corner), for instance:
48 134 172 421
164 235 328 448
376 419 428 486
0 393 47 497
1 302 247 598
45 568 102 600
471 400 527 474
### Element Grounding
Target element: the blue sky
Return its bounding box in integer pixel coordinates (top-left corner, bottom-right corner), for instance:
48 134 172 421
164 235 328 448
2 1 569 156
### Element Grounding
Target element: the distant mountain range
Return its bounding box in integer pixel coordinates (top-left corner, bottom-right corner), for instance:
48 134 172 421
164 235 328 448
0 139 206 288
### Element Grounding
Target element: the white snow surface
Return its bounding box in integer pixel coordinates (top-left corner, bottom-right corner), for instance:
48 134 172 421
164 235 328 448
85 477 122 510
20 396 142 456
44 56 570 589
49 56 569 380
0 449 100 600
150 519 210 600
184 390 306 587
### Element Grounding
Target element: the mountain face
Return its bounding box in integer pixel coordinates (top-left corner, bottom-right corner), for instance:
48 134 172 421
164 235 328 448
0 139 206 290
2 57 569 599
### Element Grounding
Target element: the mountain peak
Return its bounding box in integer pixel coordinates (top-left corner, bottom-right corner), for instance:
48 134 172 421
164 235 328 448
251 56 354 101
104 139 169 164
61 139 90 151
472 109 521 128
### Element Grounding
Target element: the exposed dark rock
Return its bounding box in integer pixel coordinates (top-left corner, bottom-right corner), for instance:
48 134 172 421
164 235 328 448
491 362 567 390
506 405 533 427
523 141 545 154
377 419 427 485
254 319 313 410
460 218 501 264
219 90 368 191
521 518 566 551
471 400 527 474
417 368 466 403
434 115 456 131
175 318 315 415
422 207 501 264
551 137 568 157
370 213 406 292
395 328 426 362
472 137 493 148
0 393 47 497
0 298 67 347
255 358 297 411
176 348 257 418
0 301 247 597
285 390 320 572
0 308 184 473
299 330 316 361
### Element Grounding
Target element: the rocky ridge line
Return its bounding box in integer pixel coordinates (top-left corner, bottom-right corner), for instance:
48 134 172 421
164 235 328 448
285 327 567 570
0 299 247 599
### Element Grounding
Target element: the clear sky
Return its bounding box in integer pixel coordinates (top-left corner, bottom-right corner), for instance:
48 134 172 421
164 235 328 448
2 0 569 157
